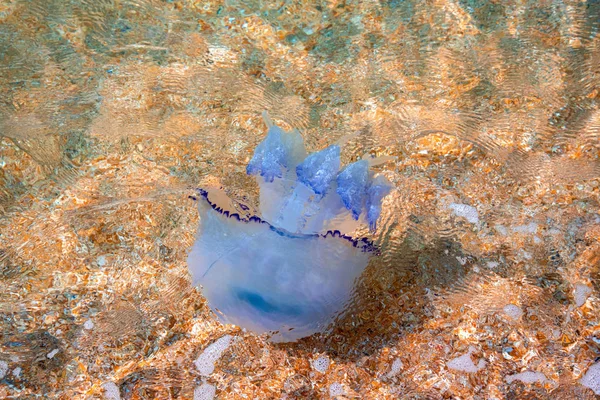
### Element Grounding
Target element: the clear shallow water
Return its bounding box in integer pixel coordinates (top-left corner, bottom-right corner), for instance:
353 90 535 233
0 0 599 398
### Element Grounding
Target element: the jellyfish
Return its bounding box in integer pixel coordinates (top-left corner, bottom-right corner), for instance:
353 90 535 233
187 112 393 342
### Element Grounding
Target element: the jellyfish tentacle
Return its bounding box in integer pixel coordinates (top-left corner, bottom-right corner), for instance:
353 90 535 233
296 144 341 195
270 180 311 233
334 131 360 146
336 160 370 220
262 110 274 128
248 117 396 234
366 175 393 231
247 117 306 182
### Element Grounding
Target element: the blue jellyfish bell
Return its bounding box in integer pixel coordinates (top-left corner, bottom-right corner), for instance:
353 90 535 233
187 112 394 342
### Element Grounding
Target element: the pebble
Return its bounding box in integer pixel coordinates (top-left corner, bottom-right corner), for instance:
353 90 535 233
47 349 59 359
503 304 523 320
102 382 121 400
447 347 486 373
193 383 216 400
505 371 547 384
0 360 8 379
448 203 479 224
329 382 344 397
312 355 330 373
194 335 233 376
581 362 600 394
574 284 592 307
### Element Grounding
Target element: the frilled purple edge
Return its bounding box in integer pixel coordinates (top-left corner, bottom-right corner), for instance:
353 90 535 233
189 188 378 254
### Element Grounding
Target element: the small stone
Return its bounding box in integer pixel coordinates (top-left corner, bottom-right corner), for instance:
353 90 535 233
512 223 538 234
0 360 8 379
448 203 479 224
84 319 94 330
581 362 600 394
574 284 592 307
194 383 216 400
329 382 344 397
97 255 107 267
447 348 485 373
302 26 315 35
456 256 468 265
503 304 523 320
505 371 547 384
194 335 232 376
47 349 59 359
386 358 403 378
312 355 330 373
102 382 121 400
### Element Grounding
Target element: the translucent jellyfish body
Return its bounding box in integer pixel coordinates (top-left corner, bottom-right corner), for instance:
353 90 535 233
188 113 393 342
